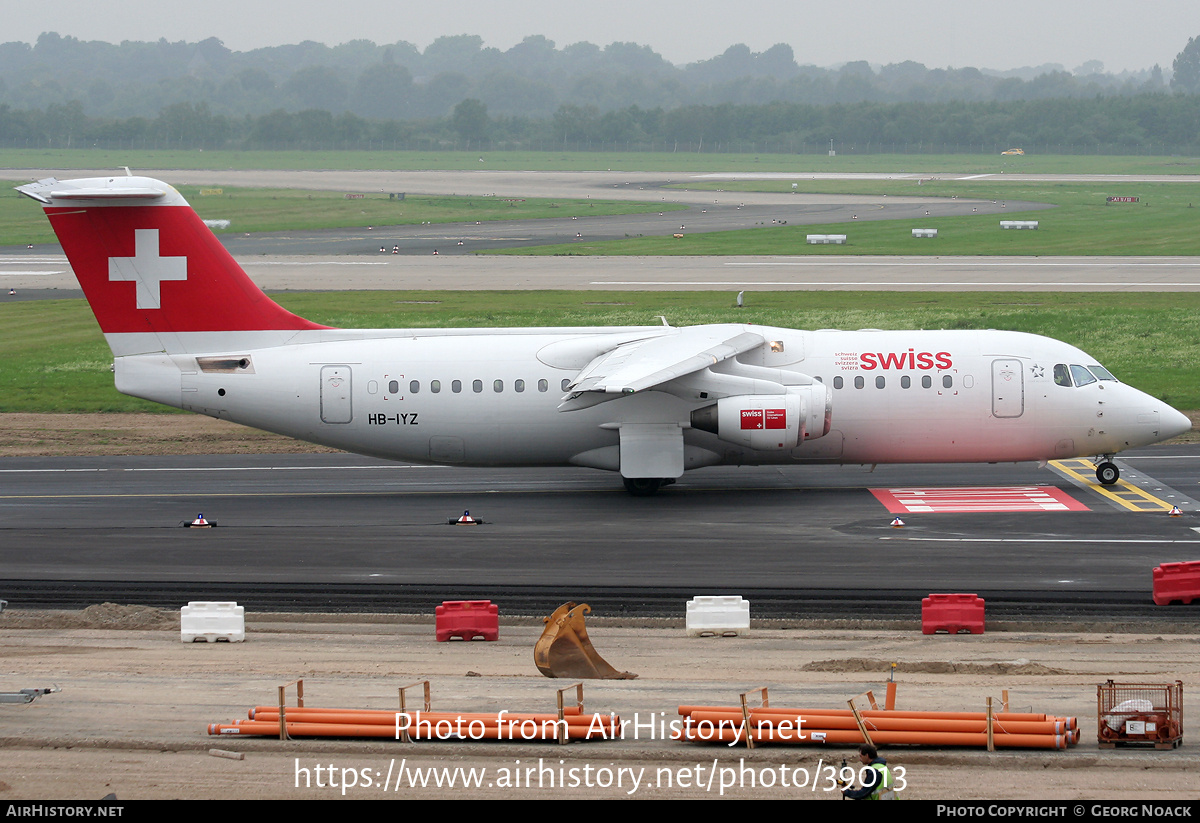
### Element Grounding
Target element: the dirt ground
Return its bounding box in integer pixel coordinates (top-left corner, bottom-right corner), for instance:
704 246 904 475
0 606 1197 800
0 413 337 457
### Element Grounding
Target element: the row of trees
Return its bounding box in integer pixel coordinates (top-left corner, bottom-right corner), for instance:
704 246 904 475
0 32 1181 122
4 94 1199 155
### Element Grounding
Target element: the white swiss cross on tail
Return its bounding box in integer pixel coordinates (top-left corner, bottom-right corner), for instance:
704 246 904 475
108 228 187 309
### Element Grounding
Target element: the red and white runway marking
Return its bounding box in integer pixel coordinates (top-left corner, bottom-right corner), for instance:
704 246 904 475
870 485 1089 514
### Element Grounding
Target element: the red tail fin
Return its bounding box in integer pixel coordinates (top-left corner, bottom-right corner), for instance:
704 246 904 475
18 176 325 336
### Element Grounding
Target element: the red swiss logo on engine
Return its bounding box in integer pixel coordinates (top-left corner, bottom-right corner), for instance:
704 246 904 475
741 409 786 429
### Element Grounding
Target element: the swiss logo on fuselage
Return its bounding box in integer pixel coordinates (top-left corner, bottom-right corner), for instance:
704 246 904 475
741 409 787 430
858 350 953 370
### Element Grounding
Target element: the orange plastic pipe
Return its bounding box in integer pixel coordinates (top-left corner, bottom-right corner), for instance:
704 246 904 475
679 705 1052 722
210 720 614 740
674 726 1066 749
683 711 1063 736
250 709 601 727
252 705 583 719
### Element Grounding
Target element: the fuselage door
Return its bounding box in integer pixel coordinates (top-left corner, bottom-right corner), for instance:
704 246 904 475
991 358 1023 418
320 365 353 423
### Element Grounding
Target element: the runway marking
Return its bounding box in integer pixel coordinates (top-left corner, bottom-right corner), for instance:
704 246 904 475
870 485 1088 513
883 537 1200 543
1049 459 1179 512
592 282 1200 288
0 271 68 276
723 260 1200 267
242 261 390 266
0 464 439 474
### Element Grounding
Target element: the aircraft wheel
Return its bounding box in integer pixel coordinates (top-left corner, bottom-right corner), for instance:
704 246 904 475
623 477 664 496
1095 461 1120 485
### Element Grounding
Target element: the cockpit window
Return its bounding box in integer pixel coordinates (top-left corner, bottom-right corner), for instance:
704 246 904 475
1088 364 1118 382
1070 364 1097 387
1053 364 1072 387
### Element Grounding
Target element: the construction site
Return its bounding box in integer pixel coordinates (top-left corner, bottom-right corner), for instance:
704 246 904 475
1 602 1198 800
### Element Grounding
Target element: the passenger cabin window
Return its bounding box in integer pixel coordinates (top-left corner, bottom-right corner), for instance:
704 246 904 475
430 380 441 393
494 379 504 393
1070 365 1097 387
452 380 462 393
388 380 399 394
833 376 843 389
942 375 953 388
538 379 548 392
515 379 525 393
901 376 911 389
854 376 865 389
409 380 419 394
561 379 570 391
875 376 885 389
472 380 483 393
922 376 932 389
1053 364 1072 387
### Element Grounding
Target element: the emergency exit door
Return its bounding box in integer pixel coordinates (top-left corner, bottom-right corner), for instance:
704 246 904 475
320 365 353 423
991 359 1023 418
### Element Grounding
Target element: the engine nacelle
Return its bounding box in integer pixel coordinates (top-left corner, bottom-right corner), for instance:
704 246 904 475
690 385 832 451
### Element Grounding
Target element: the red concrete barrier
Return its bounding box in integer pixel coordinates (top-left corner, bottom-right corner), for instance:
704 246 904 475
1152 562 1200 605
922 593 985 634
436 600 499 641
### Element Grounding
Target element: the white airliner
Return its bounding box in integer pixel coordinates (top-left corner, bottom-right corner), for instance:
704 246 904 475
18 174 1191 495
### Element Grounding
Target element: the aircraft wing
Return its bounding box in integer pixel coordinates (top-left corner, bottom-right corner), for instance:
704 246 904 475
564 326 766 403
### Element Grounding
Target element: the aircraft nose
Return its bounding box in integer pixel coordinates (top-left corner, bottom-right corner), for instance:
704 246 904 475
1162 405 1193 440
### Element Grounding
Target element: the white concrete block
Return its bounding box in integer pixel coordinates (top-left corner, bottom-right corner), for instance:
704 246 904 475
686 595 750 637
181 601 245 643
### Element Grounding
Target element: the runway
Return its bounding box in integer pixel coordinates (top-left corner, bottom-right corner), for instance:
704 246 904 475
3 447 1199 619
2 167 1198 618
7 254 1200 293
3 168 1196 291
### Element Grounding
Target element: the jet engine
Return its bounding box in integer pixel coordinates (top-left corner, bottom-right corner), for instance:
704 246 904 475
689 384 832 450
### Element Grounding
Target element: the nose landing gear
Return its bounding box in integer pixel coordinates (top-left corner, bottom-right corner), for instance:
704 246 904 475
1095 458 1120 485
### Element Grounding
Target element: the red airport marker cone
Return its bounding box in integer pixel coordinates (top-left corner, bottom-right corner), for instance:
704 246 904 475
456 510 477 525
1170 506 1183 517
190 513 212 528
891 516 905 528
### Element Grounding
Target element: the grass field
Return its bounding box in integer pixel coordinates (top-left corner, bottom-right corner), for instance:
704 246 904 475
7 156 1200 254
1 148 1198 175
2 290 1197 413
493 178 1200 256
0 182 683 246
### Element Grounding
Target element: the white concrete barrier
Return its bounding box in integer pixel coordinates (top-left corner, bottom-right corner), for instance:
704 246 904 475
806 234 847 245
686 595 750 637
1000 221 1039 230
181 601 245 643
912 228 938 238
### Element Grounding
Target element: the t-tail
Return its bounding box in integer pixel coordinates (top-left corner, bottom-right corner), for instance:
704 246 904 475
17 174 327 358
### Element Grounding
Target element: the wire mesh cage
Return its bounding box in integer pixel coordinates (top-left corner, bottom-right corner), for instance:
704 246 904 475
1097 680 1183 749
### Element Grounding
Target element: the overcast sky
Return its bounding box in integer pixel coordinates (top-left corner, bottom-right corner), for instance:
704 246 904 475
1 0 1195 73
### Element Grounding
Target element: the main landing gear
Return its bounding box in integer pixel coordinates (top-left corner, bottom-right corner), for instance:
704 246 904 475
622 477 676 496
1095 458 1120 486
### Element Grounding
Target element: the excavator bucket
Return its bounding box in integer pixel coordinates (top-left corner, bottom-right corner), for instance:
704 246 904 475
534 602 638 680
